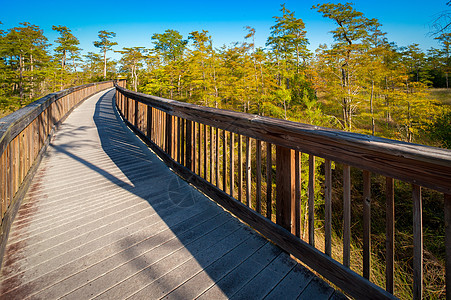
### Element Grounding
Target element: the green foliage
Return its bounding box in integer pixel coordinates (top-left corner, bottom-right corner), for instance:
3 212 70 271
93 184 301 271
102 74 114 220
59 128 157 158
427 107 451 148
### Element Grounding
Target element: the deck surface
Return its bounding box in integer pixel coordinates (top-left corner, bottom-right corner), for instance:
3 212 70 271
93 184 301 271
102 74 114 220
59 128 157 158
0 89 344 299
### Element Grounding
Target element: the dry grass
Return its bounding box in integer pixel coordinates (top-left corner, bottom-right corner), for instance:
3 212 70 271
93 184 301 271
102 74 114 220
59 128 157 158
428 88 451 105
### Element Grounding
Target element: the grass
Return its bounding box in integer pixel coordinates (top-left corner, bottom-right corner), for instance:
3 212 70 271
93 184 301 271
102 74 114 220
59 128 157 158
427 88 451 105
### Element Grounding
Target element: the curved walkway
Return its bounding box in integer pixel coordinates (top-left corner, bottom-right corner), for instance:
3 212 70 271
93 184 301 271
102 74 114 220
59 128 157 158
0 89 343 299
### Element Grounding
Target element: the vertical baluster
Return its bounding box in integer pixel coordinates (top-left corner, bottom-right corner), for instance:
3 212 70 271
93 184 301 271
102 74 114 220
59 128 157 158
445 193 451 300
256 140 262 213
198 122 201 176
295 151 301 237
386 177 395 294
309 155 316 247
363 170 371 279
413 184 423 300
185 120 192 170
134 100 138 128
266 142 272 219
204 124 207 179
229 132 234 197
275 145 295 233
146 106 152 140
166 114 172 157
343 164 351 267
210 126 213 183
215 128 219 187
246 136 251 207
238 135 242 202
177 117 181 163
325 159 332 256
193 122 197 173
180 118 185 166
222 130 227 192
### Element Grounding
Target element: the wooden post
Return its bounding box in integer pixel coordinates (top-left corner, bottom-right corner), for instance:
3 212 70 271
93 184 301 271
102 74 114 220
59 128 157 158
386 177 395 294
238 135 242 203
325 159 332 256
412 184 423 300
276 145 295 233
185 120 192 170
166 114 172 157
343 164 351 267
309 155 316 247
444 193 450 300
295 151 301 237
246 137 251 207
256 140 262 213
363 170 371 279
266 143 272 220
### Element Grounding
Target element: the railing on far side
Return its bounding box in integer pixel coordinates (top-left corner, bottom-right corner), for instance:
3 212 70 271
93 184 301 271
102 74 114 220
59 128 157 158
115 84 451 300
0 80 124 268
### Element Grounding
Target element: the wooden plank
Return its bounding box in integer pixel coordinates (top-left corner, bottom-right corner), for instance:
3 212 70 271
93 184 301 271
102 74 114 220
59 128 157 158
308 155 315 247
177 117 181 163
198 121 201 176
193 122 197 173
246 136 251 207
116 86 451 195
185 120 192 170
266 142 272 220
295 151 301 238
210 126 213 183
445 193 451 300
325 159 332 256
238 135 243 203
222 130 227 192
386 177 395 294
363 170 371 279
230 132 234 197
215 127 219 187
412 184 423 300
204 124 207 179
276 145 295 233
256 139 262 213
166 114 172 156
134 100 138 127
180 118 185 166
145 140 396 300
343 164 351 268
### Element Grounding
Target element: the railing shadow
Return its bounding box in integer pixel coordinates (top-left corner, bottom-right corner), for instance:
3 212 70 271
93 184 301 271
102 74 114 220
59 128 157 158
84 90 301 298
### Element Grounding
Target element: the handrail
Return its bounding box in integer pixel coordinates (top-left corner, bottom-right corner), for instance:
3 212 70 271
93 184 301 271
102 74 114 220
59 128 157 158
0 80 122 268
115 84 451 299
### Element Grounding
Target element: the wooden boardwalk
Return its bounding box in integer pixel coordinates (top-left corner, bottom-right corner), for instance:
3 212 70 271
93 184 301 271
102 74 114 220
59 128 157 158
0 89 344 299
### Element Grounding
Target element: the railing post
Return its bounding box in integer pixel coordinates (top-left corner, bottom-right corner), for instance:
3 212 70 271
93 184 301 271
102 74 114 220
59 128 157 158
185 120 192 170
445 193 451 300
166 114 172 157
275 145 295 233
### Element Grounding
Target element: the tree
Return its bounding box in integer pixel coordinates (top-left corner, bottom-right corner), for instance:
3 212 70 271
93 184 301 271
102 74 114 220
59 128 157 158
313 2 381 131
0 23 50 106
151 29 187 63
117 47 145 91
52 25 80 71
93 30 117 79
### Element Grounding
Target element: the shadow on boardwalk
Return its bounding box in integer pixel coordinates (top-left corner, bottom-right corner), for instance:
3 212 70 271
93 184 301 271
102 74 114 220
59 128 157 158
0 89 342 299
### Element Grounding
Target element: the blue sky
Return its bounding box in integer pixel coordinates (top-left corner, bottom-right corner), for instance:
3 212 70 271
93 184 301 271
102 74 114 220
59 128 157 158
0 0 448 60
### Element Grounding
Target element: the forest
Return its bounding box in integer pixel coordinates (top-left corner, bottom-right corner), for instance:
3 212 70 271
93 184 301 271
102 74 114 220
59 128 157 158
1 2 450 298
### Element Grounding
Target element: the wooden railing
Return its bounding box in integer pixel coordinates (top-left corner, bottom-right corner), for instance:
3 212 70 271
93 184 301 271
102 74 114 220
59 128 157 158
115 84 451 300
0 80 121 267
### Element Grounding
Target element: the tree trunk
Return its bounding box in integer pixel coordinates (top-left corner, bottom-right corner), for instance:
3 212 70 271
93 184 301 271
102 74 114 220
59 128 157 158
370 80 375 135
103 49 107 79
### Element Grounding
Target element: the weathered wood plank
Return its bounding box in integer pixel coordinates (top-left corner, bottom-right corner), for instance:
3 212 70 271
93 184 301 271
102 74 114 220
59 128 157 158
116 86 451 194
325 159 332 257
256 139 262 214
276 146 295 233
386 177 395 294
343 164 351 268
246 137 251 207
308 155 315 247
412 184 423 300
266 142 272 220
295 151 301 238
363 170 371 279
445 193 451 300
